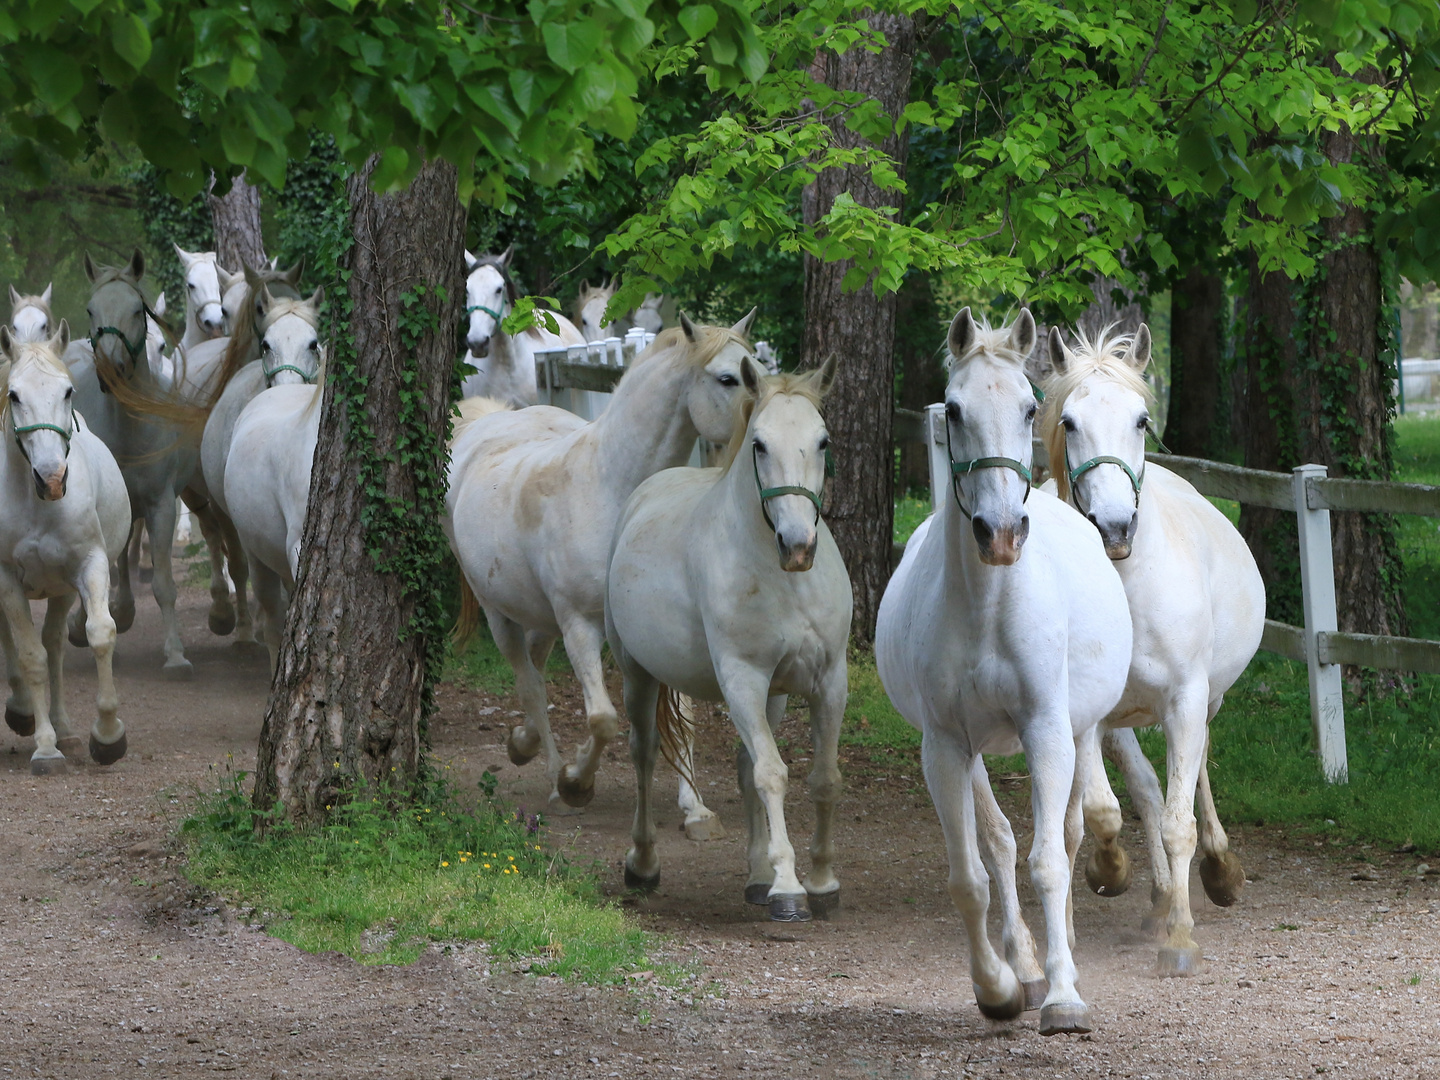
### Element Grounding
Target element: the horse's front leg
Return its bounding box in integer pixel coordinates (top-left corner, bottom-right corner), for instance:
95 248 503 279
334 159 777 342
0 571 64 775
803 667 846 918
1079 723 1132 897
40 596 81 758
146 494 192 679
973 755 1047 1010
183 490 235 637
485 610 558 792
1155 685 1211 977
621 665 662 891
1102 725 1172 935
1 609 37 737
554 614 618 809
737 694 786 906
674 693 725 840
77 552 125 766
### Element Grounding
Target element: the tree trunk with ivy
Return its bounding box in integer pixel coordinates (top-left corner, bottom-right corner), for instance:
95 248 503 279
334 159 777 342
252 156 465 822
208 169 267 272
802 13 916 641
1165 266 1225 458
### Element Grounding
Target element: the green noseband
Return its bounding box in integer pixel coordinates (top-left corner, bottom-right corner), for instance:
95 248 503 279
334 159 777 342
944 414 1032 519
1066 450 1143 514
465 304 504 321
12 419 72 464
263 362 317 385
753 442 828 531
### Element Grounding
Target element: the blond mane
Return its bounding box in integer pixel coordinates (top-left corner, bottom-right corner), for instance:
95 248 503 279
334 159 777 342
632 324 752 374
947 314 1033 372
1 338 75 426
716 371 826 473
1040 324 1154 502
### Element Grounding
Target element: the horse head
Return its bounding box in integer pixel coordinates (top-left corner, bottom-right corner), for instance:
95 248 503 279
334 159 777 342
85 249 150 382
463 246 516 357
1042 323 1153 560
8 283 53 343
174 244 226 339
1 321 76 501
256 286 326 387
576 276 620 342
943 307 1038 566
677 307 758 445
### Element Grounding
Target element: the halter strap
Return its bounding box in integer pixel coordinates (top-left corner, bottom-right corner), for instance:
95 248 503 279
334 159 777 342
263 363 316 385
11 418 72 464
944 420 1032 518
465 304 504 320
90 324 147 363
752 443 824 532
1066 449 1143 514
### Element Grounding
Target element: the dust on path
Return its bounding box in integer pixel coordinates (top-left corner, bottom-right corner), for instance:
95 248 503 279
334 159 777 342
1 576 1437 1079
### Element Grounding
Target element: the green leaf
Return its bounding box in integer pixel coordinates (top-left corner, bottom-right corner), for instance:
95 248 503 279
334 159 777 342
25 45 82 108
678 4 718 40
542 20 601 73
371 145 411 192
109 12 152 71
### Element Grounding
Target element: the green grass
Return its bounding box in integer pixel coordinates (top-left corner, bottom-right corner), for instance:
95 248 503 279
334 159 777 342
894 495 931 545
1393 413 1440 640
444 624 571 695
181 769 650 979
843 648 920 749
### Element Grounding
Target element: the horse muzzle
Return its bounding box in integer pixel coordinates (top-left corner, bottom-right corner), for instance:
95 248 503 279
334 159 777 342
199 303 224 337
33 465 67 502
777 533 818 573
1088 512 1137 561
973 513 1029 566
468 335 491 358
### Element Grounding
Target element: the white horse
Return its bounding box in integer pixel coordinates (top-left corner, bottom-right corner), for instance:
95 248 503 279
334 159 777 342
0 324 130 774
1039 324 1265 976
460 247 584 407
173 245 228 348
8 284 53 343
575 277 628 341
876 308 1133 1036
608 356 850 921
220 295 327 668
446 314 753 823
67 250 198 678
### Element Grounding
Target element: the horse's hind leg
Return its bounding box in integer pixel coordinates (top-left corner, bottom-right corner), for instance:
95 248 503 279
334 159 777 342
41 597 82 758
804 670 846 918
77 554 124 765
1080 724 1132 897
100 519 137 638
621 664 662 890
1103 726 1171 935
183 490 236 637
554 614 619 809
1155 685 1211 976
487 611 556 787
248 558 287 671
1 611 36 737
216 510 256 645
974 756 1046 1010
675 694 725 841
1196 714 1244 908
146 495 192 679
737 695 786 905
0 571 64 775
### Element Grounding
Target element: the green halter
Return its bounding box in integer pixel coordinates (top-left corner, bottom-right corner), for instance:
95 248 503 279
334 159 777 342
944 408 1033 518
752 442 832 531
12 419 72 464
1067 451 1143 510
465 304 504 321
263 361 317 385
89 323 147 365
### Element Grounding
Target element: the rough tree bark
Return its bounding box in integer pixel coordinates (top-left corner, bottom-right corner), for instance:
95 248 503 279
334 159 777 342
252 157 465 821
1165 267 1225 457
208 169 267 272
802 14 916 641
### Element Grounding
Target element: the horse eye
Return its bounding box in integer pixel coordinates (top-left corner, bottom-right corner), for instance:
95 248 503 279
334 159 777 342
1137 416 1150 431
717 373 739 387
7 391 18 404
1061 417 1076 433
818 436 829 451
1025 403 1037 422
308 340 319 351
64 387 73 399
754 439 768 455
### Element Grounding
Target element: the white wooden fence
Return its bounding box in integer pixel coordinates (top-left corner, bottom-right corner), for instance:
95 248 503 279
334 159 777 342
1398 358 1440 414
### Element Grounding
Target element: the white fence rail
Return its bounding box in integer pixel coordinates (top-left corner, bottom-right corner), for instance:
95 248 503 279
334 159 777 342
1397 357 1440 414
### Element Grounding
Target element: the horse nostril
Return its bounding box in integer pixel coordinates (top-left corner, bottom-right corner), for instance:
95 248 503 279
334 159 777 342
972 515 995 547
1086 512 1100 529
1016 515 1030 543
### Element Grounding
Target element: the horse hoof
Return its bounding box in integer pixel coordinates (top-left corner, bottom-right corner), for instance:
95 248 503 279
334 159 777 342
623 865 659 892
208 610 237 637
161 659 194 682
506 726 540 766
807 888 840 920
1157 944 1202 977
56 736 83 759
4 706 35 737
744 883 771 906
1021 978 1049 1012
1200 851 1246 907
30 752 67 777
555 768 595 808
1085 844 1132 897
682 814 726 841
1039 1002 1092 1036
768 894 811 923
90 732 128 767
976 981 1025 1022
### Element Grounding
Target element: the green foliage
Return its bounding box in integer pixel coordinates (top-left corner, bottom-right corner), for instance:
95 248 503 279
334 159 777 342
842 647 919 750
446 623 573 696
272 131 344 278
183 766 650 977
893 495 929 544
129 161 213 299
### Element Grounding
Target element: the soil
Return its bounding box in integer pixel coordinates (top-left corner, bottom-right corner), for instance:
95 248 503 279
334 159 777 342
1 571 1438 1079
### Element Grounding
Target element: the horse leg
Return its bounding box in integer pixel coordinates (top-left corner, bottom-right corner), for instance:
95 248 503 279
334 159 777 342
1196 715 1244 908
621 666 662 891
724 670 807 921
973 756 1047 1010
248 558 287 672
1 611 36 737
922 727 1022 1019
553 615 620 809
803 672 845 919
132 518 153 584
1103 726 1172 936
175 496 192 545
1155 685 1211 976
146 496 192 679
675 694 725 840
1019 712 1090 1035
183 491 235 637
0 572 64 775
77 554 125 765
41 597 82 758
1079 724 1132 897
107 519 138 637
737 695 786 905
486 610 555 786
216 510 257 645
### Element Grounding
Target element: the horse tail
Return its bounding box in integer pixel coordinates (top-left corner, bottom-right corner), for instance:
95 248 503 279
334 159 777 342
451 567 482 648
94 352 210 440
655 687 697 791
451 395 509 446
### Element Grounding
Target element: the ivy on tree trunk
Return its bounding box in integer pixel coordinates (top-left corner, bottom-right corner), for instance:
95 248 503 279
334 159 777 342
252 156 465 822
802 13 916 641
1165 267 1226 458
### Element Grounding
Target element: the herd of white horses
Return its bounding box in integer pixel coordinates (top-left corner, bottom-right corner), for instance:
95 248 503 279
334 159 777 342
0 245 1267 1037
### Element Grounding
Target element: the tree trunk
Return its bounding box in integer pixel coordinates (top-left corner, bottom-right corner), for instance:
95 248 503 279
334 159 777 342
252 157 466 822
894 274 942 497
208 169 267 273
1165 267 1225 457
802 14 916 641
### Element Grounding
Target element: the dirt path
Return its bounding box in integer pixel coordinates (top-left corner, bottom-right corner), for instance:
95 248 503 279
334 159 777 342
1 574 1437 1078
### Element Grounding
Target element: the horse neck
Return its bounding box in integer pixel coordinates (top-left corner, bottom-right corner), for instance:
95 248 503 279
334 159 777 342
710 442 775 552
590 351 699 493
182 298 209 349
933 496 1008 602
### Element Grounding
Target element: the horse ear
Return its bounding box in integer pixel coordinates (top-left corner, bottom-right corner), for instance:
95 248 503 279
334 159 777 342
740 354 762 395
128 248 145 282
284 257 304 286
947 306 977 360
578 279 592 300
811 352 839 398
40 283 52 306
50 319 70 356
731 306 758 339
244 263 264 290
1128 323 1152 372
257 284 276 319
84 252 99 283
499 244 514 269
464 249 478 272
1048 326 1072 372
0 325 12 361
173 243 193 267
1008 308 1036 358
7 285 19 307
155 292 167 317
679 311 698 342
308 285 325 309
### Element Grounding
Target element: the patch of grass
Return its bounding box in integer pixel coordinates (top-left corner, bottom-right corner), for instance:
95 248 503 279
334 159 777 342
894 496 931 546
181 768 649 980
444 622 572 695
1393 414 1440 640
842 648 919 749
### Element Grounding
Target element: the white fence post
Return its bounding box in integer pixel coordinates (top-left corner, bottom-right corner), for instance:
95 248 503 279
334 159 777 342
926 403 948 513
1293 463 1348 783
